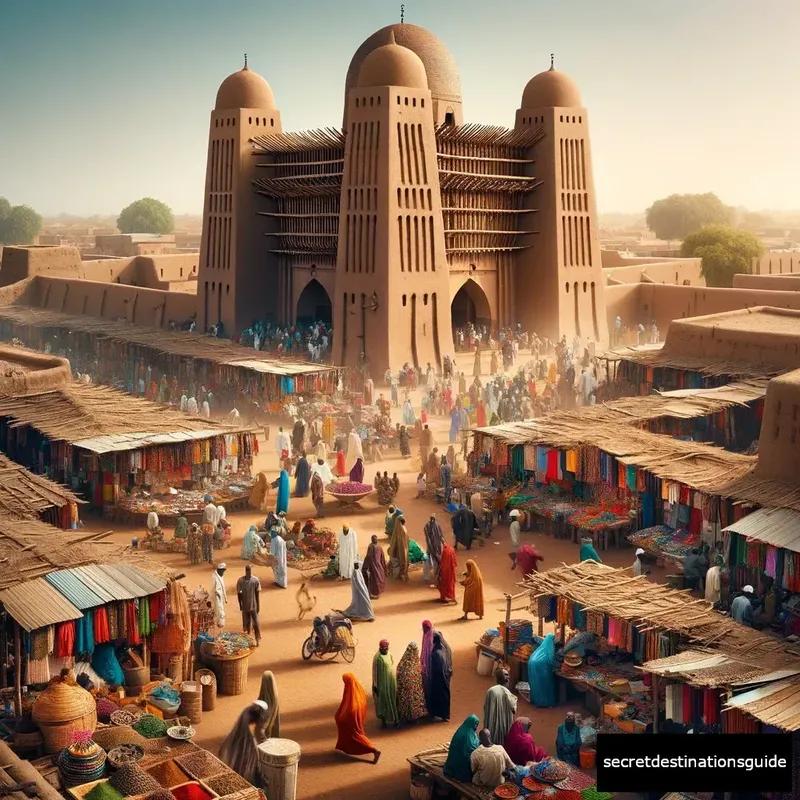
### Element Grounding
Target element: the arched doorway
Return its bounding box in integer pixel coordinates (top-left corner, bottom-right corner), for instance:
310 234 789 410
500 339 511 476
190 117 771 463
296 279 332 325
451 279 491 330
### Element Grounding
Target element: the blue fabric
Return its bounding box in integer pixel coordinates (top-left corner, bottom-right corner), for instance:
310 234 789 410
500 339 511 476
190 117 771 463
76 611 95 655
91 643 123 684
443 714 480 782
449 408 460 443
527 633 557 707
641 492 656 528
276 470 290 514
579 542 601 562
537 447 548 473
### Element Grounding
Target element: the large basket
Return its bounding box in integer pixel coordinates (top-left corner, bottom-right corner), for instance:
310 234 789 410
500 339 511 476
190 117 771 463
326 487 373 505
32 682 98 754
194 669 217 711
208 652 251 696
178 681 202 725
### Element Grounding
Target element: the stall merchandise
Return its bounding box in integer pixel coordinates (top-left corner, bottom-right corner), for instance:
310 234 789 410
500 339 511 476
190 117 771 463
627 525 701 562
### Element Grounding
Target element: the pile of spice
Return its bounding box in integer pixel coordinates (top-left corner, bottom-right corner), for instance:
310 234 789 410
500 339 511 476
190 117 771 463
108 764 161 797
142 791 176 800
146 760 190 788
133 715 170 739
96 698 121 723
175 750 227 780
207 631 254 657
108 744 145 768
85 783 124 800
205 772 251 795
93 726 149 751
172 784 214 800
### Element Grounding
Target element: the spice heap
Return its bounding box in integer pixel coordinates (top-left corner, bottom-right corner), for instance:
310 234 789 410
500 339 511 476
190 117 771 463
175 750 228 780
108 763 161 796
207 631 254 657
205 772 251 795
146 760 190 788
92 726 149 750
96 698 121 723
327 481 372 495
110 710 140 726
85 783 124 800
133 714 170 739
532 758 570 783
172 784 214 800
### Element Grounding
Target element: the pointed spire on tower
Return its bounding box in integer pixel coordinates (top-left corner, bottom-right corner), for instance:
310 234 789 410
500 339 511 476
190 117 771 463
243 53 248 70
388 29 397 45
550 53 554 70
400 4 405 23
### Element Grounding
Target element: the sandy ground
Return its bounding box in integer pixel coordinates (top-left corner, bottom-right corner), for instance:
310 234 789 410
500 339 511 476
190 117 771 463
92 353 658 800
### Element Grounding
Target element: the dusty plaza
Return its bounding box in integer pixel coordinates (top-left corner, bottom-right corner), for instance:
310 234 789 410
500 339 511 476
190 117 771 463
0 4 800 800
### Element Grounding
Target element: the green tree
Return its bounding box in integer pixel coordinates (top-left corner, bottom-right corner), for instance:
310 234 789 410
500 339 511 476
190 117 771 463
680 225 764 288
116 197 174 234
0 200 42 245
645 193 734 241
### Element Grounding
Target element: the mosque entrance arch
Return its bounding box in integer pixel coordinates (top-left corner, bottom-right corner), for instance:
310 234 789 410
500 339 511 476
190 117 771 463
451 279 491 330
296 279 332 325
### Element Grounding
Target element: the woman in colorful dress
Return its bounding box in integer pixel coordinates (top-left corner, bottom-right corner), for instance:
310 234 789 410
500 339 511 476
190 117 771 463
395 642 428 725
334 673 381 764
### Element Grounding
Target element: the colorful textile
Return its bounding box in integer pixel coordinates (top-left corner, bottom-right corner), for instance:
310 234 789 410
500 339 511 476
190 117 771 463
396 642 428 723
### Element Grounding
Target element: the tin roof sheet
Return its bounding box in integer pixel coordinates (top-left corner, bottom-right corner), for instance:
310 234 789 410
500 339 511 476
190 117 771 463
71 429 229 454
45 569 106 610
68 564 131 602
722 507 800 552
0 577 83 631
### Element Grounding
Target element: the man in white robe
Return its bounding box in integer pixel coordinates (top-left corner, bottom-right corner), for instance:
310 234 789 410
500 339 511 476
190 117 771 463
338 524 358 581
227 407 241 424
270 530 288 588
347 429 364 469
275 426 291 465
180 393 188 412
211 564 227 628
187 396 199 415
311 458 335 486
146 511 160 534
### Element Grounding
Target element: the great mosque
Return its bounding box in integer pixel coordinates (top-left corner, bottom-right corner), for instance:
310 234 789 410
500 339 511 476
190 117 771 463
197 20 607 373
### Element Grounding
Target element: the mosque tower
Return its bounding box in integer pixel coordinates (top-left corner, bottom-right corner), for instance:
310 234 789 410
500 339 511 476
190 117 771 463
197 57 283 334
513 60 608 344
332 32 453 373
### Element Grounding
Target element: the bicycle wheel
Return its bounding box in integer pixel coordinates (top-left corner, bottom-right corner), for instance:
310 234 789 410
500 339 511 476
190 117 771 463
301 637 315 660
342 646 356 663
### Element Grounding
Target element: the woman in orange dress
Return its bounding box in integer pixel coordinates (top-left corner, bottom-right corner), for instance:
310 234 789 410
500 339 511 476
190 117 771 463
459 559 485 621
334 673 381 764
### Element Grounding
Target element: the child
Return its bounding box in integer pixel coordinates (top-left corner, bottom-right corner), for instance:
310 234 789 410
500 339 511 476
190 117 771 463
416 472 426 498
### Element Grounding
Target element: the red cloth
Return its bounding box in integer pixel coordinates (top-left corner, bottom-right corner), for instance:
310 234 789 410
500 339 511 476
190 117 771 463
335 450 347 477
516 545 544 577
126 601 141 645
689 507 703 536
55 621 75 657
546 450 559 482
93 607 110 644
476 402 487 428
335 674 377 756
437 545 457 602
504 720 547 765
682 684 692 724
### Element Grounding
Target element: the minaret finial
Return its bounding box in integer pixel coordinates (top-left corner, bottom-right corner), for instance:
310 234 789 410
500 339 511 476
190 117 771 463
244 53 248 69
550 53 554 70
400 4 405 23
388 29 397 45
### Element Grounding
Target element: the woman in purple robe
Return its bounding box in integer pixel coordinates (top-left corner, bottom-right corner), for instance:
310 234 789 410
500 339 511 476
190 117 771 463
362 534 387 599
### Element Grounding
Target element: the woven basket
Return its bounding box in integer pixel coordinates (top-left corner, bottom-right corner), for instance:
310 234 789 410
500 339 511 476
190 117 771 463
209 653 250 696
178 682 202 725
194 669 217 711
166 656 183 684
32 682 98 754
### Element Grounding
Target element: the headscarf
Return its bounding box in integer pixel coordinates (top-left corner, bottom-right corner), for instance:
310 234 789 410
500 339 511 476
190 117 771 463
443 715 480 782
504 717 547 766
258 670 280 738
218 703 269 784
420 620 434 686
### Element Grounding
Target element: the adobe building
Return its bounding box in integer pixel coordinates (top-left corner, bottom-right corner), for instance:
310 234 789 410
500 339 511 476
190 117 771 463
196 24 609 372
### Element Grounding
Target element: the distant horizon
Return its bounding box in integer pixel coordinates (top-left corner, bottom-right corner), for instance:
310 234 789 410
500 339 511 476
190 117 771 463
2 0 798 216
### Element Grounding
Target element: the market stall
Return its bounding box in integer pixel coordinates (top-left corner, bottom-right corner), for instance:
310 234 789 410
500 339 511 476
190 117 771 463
626 525 701 570
0 304 341 409
0 377 256 515
0 452 83 528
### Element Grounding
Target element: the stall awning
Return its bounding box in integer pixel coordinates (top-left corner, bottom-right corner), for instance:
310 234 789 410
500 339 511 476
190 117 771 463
722 507 800 552
0 578 83 632
71 429 229 454
725 677 800 731
45 569 107 610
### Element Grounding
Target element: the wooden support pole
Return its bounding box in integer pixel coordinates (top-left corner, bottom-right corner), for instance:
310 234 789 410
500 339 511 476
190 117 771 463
503 594 511 663
13 624 21 718
652 675 660 734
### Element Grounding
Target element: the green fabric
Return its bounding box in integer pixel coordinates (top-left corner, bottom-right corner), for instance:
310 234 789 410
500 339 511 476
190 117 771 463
579 543 601 563
174 516 188 539
408 539 425 564
444 714 480 782
372 652 398 723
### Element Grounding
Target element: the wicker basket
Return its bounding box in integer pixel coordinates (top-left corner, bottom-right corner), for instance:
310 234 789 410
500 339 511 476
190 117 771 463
178 682 202 725
32 681 98 754
208 652 251 697
194 669 217 711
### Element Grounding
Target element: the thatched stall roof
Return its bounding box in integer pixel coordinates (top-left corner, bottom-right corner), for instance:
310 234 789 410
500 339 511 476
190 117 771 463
0 453 82 520
724 677 800 731
0 382 232 447
0 305 338 378
641 648 800 689
519 561 786 662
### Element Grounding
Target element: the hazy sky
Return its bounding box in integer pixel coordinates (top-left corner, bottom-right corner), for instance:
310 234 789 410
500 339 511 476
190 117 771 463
2 0 798 216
